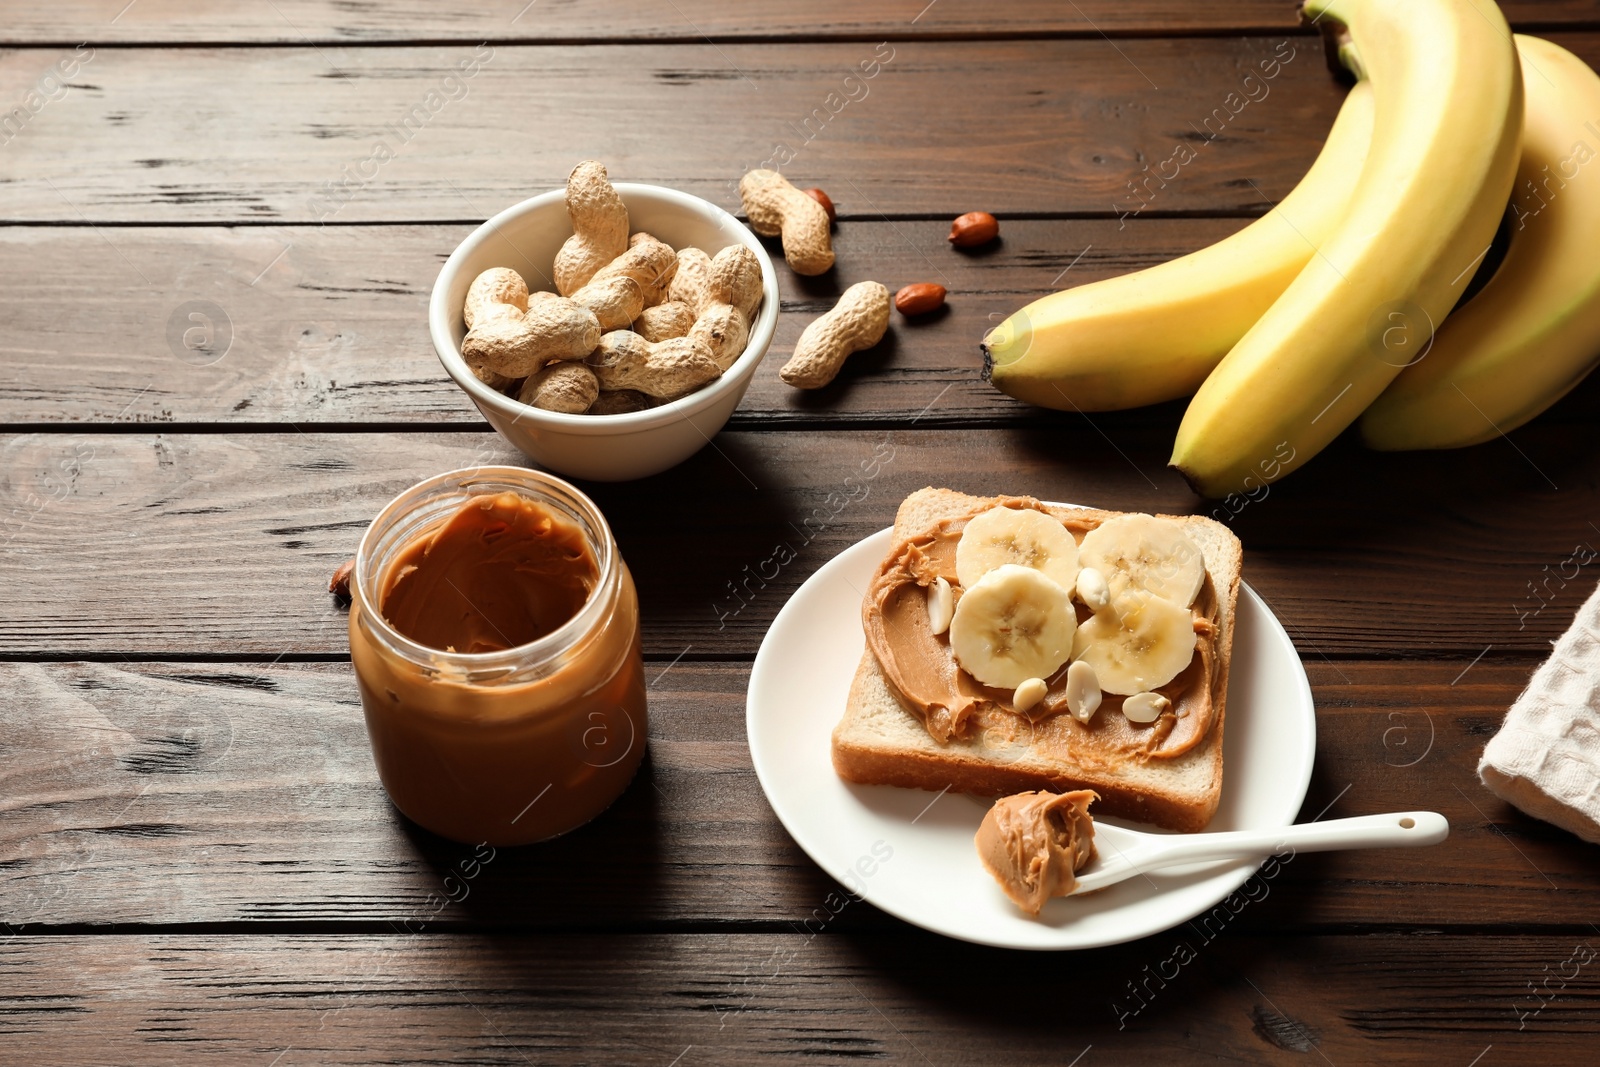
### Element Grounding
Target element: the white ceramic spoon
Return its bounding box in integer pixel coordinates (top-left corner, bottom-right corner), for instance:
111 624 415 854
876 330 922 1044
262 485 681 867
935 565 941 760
1071 811 1450 896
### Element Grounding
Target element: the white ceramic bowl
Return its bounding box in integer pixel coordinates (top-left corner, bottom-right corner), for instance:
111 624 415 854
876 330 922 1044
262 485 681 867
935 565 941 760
430 183 780 481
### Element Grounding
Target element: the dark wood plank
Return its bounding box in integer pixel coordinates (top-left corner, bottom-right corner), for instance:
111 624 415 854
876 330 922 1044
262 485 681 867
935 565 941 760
8 217 1600 433
1 429 1595 657
16 33 1597 226
4 0 1594 44
3 659 1596 929
1 931 1595 1063
0 36 1365 221
1 1 1304 45
0 217 1250 428
0 660 805 929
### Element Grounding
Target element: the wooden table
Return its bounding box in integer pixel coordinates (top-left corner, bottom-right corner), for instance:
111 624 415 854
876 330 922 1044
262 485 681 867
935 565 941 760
5 2 1600 1062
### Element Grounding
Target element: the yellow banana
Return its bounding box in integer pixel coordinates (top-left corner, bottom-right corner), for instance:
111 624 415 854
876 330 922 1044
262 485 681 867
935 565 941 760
1170 0 1522 498
1361 36 1600 450
981 81 1375 412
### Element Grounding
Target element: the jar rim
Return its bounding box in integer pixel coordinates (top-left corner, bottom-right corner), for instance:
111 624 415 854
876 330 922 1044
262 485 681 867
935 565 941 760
352 465 618 674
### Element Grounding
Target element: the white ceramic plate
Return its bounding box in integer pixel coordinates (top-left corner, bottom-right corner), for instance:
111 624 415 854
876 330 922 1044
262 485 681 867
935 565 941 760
746 519 1316 950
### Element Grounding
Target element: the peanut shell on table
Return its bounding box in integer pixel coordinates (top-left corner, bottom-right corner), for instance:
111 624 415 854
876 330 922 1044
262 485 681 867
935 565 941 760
738 169 834 276
779 280 891 389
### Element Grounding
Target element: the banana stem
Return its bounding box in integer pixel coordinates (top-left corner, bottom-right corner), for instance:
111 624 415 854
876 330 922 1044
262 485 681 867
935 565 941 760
1305 0 1364 83
1337 36 1367 81
1315 21 1364 82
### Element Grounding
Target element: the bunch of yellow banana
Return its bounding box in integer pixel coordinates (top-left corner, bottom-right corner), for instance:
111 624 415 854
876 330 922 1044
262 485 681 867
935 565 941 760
1361 34 1600 450
984 0 1600 498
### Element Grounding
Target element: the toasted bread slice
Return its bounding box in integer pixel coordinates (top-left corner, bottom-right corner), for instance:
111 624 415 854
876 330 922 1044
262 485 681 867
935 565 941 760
831 488 1243 832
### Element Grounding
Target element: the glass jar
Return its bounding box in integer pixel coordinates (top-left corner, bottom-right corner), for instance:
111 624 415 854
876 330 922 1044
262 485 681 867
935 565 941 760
349 467 646 846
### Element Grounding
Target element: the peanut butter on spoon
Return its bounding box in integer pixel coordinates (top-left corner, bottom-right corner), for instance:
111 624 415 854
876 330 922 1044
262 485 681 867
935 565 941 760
975 790 1098 915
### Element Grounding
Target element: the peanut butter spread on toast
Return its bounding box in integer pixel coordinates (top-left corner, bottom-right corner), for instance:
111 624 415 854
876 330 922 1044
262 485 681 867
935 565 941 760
862 497 1218 765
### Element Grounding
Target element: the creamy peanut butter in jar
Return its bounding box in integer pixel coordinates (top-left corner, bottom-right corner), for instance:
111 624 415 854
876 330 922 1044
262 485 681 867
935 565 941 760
349 467 646 846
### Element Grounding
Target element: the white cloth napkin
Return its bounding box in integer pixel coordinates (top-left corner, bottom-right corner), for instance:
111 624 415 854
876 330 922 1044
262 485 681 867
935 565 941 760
1479 579 1600 845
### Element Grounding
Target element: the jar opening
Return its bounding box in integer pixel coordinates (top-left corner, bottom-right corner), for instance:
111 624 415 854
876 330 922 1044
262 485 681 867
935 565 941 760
352 467 618 681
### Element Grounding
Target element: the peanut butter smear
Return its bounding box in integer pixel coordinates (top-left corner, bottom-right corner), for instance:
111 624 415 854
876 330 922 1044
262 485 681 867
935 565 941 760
861 497 1218 764
379 491 597 654
975 789 1098 915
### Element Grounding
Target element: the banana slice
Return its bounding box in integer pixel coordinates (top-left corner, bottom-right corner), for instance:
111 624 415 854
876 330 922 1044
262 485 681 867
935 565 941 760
948 564 1076 690
955 506 1079 592
1069 590 1196 696
1078 514 1205 607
